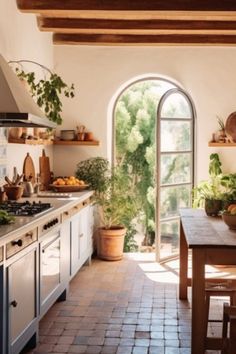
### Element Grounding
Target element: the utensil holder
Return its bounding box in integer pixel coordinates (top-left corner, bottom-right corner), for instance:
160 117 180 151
4 186 23 200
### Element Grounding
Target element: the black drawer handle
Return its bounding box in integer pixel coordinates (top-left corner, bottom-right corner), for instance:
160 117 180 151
11 239 23 247
25 232 33 239
11 300 18 308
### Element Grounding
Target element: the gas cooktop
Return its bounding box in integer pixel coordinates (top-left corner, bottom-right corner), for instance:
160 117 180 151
0 201 53 216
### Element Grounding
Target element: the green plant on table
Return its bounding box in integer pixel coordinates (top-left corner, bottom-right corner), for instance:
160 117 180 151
220 173 236 204
9 60 75 125
193 153 224 207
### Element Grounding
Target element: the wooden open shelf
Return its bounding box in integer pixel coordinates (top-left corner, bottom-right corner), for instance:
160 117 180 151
53 140 100 146
8 138 53 145
208 142 236 147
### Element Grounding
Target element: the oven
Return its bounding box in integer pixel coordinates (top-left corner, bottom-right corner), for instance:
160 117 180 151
38 214 63 317
40 232 60 304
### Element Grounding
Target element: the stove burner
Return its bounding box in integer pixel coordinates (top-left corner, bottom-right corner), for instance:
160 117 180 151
0 201 52 216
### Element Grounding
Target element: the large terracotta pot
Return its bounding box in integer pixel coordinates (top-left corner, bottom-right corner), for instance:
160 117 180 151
98 226 126 261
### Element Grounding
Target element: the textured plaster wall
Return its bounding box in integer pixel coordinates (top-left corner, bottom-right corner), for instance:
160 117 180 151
0 0 53 179
54 45 236 181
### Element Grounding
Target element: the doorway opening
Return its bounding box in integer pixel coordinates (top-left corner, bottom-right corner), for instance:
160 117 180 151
113 77 195 261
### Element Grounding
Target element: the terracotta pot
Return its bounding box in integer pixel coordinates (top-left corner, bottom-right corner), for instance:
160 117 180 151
4 185 23 200
84 132 94 141
98 226 126 261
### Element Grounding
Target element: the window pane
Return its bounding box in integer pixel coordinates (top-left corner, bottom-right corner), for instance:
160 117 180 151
160 219 179 259
160 185 191 219
161 93 191 118
161 121 191 152
161 153 191 185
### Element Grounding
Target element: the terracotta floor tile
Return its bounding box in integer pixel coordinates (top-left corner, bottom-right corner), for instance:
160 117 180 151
52 344 70 352
24 255 231 354
57 336 75 344
100 346 117 354
68 344 88 353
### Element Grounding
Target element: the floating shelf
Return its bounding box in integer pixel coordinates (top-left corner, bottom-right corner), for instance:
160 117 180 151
53 140 100 146
208 142 236 147
8 138 53 145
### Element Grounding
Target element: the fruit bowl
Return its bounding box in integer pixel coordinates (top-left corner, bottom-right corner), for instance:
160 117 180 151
222 213 236 230
50 176 89 192
49 184 89 192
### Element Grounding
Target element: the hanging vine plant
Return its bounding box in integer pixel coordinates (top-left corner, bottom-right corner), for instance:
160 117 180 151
8 60 75 125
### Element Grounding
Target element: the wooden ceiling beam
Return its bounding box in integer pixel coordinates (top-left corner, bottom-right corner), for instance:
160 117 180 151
38 17 236 35
53 33 236 46
16 1 236 21
16 0 236 12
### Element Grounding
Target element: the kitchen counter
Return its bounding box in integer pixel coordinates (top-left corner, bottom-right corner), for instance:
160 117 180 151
0 189 94 354
0 190 93 243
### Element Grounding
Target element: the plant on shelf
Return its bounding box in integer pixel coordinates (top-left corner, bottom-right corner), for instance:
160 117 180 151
216 115 227 143
8 60 75 125
75 157 140 258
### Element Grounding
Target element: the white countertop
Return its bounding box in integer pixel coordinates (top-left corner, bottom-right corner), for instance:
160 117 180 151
0 190 93 243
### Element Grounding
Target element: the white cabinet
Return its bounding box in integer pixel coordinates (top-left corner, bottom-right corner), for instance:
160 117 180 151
7 246 38 354
70 204 93 278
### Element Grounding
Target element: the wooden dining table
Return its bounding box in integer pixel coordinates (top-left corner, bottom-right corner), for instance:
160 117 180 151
179 208 236 354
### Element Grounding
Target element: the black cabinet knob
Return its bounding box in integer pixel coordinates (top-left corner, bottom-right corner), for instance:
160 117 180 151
11 300 18 307
11 239 23 247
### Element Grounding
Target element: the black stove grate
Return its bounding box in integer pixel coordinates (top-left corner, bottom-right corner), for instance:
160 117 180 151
0 201 52 216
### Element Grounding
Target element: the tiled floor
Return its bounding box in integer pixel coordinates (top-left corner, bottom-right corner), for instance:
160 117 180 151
26 253 228 354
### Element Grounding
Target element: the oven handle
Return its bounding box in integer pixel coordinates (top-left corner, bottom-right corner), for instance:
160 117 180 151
42 234 60 253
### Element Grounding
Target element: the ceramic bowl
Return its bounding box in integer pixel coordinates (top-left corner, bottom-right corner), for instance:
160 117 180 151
222 213 236 230
60 130 75 141
4 185 23 200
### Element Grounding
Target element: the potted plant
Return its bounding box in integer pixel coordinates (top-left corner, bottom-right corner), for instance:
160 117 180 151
8 60 75 125
193 153 224 216
75 157 140 260
216 116 227 143
220 173 236 208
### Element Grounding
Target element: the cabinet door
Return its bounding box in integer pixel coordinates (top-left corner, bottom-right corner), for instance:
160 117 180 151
79 206 90 258
70 213 80 276
8 249 37 344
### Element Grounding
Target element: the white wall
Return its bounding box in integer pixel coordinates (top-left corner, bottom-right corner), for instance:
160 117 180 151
0 0 53 180
54 46 236 181
2 1 236 184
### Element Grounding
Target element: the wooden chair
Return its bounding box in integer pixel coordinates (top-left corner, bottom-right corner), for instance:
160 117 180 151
222 303 236 354
205 280 236 345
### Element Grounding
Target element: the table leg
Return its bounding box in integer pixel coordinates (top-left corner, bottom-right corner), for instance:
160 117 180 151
179 221 188 300
192 248 205 354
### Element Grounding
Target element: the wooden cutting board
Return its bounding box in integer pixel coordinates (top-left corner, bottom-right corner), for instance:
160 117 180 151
39 149 51 191
23 152 36 183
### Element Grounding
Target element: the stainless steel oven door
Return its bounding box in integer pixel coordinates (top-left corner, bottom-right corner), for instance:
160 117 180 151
40 231 60 304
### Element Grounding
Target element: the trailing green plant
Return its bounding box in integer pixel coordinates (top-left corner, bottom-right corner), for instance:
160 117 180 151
9 60 75 125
